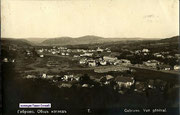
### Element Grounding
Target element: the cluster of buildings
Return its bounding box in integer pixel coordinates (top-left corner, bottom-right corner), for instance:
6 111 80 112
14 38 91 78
23 70 170 95
79 56 131 67
36 46 180 72
25 73 81 82
2 58 15 63
37 47 110 57
134 49 150 55
25 49 36 57
123 48 180 71
61 75 80 82
134 49 179 60
99 75 135 89
24 72 136 92
143 60 161 69
142 59 180 71
98 75 168 94
37 47 70 56
36 46 114 62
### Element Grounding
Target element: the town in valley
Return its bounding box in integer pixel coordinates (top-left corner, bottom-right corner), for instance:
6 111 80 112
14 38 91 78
2 35 180 114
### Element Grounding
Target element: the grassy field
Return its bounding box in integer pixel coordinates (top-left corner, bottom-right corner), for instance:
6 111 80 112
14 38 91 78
131 67 179 84
15 53 180 85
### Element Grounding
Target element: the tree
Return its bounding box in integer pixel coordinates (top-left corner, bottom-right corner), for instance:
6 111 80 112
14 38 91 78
79 74 91 84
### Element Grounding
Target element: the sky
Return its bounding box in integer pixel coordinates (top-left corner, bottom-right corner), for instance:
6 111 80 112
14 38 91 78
1 0 179 39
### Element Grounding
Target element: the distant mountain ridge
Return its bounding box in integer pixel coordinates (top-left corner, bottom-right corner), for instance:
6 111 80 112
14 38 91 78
41 35 143 46
1 35 179 47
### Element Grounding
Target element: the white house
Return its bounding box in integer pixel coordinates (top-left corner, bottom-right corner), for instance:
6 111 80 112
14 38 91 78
143 60 160 68
61 53 65 56
82 84 89 88
79 59 87 64
97 47 104 52
40 55 44 58
42 74 47 79
100 60 107 66
63 75 74 81
88 61 96 67
154 53 164 58
142 49 150 53
12 59 15 63
65 53 70 56
38 49 44 53
42 74 54 79
106 75 114 81
3 58 8 62
26 75 36 79
73 55 80 58
52 51 56 54
174 65 180 70
115 76 134 88
27 52 31 55
135 50 141 54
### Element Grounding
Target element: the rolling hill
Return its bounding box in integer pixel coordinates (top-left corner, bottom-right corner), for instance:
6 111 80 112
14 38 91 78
41 35 142 46
1 38 32 47
160 36 179 43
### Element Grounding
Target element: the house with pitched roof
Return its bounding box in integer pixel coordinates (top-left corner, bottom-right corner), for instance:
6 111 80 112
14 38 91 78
115 76 134 88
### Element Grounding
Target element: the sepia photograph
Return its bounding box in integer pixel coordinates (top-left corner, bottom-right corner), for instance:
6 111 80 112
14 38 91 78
1 0 179 114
